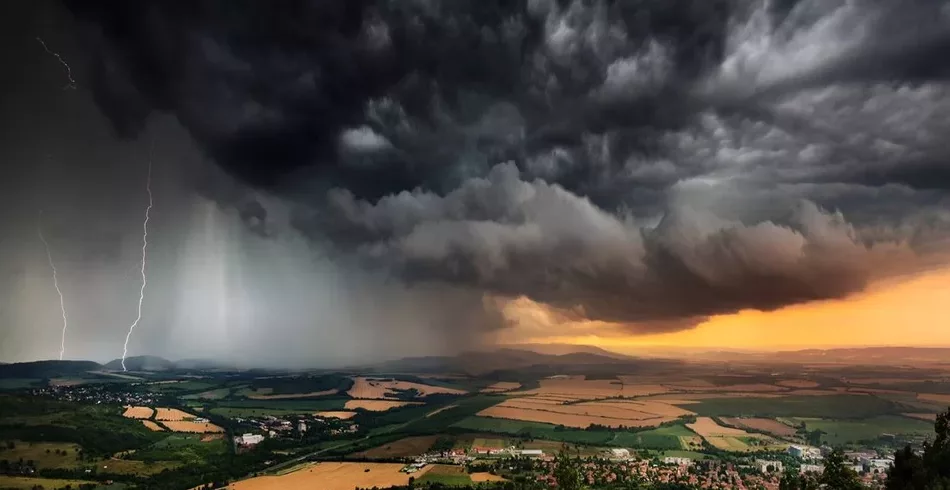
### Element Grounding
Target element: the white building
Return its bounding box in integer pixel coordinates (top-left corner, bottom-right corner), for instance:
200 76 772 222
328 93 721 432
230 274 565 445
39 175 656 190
609 448 631 459
236 433 264 446
868 459 893 473
756 460 784 474
515 449 543 457
800 464 824 474
298 421 307 433
662 457 692 466
789 445 822 460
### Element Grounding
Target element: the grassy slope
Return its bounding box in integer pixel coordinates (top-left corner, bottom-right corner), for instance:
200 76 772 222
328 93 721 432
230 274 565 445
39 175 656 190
0 476 98 489
0 441 82 469
419 464 473 486
794 415 933 445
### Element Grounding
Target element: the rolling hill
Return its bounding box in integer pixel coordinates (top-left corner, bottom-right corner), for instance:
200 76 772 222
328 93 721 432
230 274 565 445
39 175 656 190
103 355 176 371
0 360 103 378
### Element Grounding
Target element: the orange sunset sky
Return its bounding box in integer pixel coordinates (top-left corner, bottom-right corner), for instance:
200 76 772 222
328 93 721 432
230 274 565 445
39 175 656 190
496 266 950 353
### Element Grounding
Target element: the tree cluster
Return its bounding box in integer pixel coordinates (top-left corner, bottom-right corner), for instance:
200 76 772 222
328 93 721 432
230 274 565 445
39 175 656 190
885 408 950 490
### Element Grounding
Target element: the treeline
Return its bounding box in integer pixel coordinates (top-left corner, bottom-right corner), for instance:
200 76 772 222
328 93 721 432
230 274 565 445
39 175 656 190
131 444 294 490
584 416 698 433
883 408 950 489
0 423 160 458
0 396 165 457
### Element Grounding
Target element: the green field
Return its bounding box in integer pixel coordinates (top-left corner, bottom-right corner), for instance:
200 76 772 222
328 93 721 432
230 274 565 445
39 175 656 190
0 397 166 457
213 398 347 410
0 441 82 469
608 424 697 450
688 395 899 419
418 464 473 486
90 458 181 476
791 416 933 445
207 398 348 418
472 437 507 449
181 388 230 400
0 379 41 390
245 374 352 396
209 407 310 418
451 417 614 445
145 380 219 393
0 475 99 489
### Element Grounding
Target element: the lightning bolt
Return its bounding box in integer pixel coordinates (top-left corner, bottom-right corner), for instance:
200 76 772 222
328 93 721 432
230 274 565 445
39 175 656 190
121 149 153 372
36 37 77 90
38 217 69 361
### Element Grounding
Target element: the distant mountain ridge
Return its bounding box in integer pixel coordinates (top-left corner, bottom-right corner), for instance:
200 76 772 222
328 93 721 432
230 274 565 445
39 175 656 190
0 360 102 379
0 356 231 378
103 355 176 372
362 345 640 375
2 346 948 377
498 343 633 359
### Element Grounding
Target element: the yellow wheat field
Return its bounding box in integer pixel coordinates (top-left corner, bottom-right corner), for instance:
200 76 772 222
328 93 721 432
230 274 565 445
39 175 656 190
314 411 357 419
481 382 522 393
590 400 695 418
520 376 669 400
141 420 165 431
122 406 154 419
229 462 430 490
162 421 224 433
344 399 421 411
471 473 507 482
154 408 195 421
347 377 466 399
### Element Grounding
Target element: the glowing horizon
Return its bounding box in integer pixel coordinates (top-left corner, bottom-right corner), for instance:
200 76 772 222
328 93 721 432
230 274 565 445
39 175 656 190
496 266 950 353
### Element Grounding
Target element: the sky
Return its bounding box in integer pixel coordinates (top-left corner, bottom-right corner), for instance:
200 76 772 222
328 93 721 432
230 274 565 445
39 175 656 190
0 0 948 366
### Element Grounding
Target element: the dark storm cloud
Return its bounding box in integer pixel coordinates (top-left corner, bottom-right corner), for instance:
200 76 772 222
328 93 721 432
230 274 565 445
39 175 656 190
299 163 908 330
65 0 950 331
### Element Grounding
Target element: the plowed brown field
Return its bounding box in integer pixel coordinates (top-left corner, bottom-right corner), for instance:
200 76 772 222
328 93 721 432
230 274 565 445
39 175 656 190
229 462 429 490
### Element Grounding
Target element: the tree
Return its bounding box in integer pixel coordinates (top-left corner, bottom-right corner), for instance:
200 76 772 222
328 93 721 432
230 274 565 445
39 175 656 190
554 449 584 490
886 407 950 489
819 449 862 490
887 446 926 490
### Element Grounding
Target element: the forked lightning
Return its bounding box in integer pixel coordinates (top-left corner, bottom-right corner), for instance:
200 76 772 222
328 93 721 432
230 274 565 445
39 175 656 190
36 37 76 89
38 217 69 361
121 150 153 371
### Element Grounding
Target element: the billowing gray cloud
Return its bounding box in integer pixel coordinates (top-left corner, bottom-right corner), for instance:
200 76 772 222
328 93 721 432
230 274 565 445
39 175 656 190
61 0 950 332
300 163 911 330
